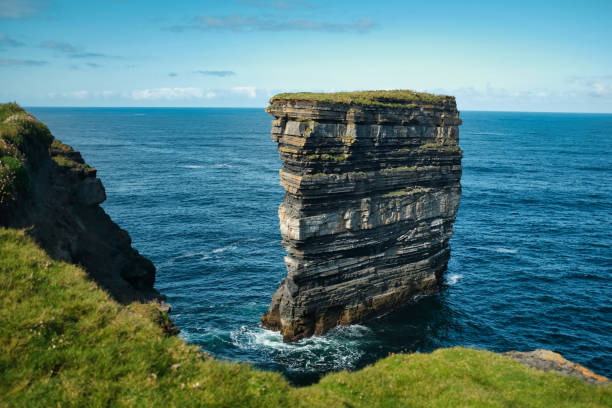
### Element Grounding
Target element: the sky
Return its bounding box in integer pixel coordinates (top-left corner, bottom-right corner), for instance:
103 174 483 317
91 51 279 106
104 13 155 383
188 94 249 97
0 0 611 112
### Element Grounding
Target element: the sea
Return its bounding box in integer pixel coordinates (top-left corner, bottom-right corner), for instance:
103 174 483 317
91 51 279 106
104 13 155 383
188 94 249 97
29 107 612 385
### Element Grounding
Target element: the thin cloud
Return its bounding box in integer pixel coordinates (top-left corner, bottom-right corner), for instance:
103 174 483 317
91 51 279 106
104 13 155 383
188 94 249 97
0 0 41 19
166 15 376 33
231 86 257 98
0 58 47 66
0 34 24 47
194 70 236 77
40 41 76 53
168 72 178 77
569 75 612 98
131 87 217 101
40 40 121 59
239 0 314 9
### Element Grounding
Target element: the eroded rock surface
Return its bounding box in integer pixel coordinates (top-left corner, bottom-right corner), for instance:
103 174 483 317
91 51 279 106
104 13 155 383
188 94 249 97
506 349 610 385
0 107 162 303
261 91 462 341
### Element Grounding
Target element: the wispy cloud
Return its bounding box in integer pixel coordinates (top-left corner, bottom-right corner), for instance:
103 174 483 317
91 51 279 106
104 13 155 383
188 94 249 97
0 0 42 19
194 70 236 77
0 33 24 47
47 90 117 99
239 0 314 10
131 87 217 101
0 57 47 66
40 40 76 53
166 15 376 33
40 40 121 59
569 75 612 98
231 86 257 98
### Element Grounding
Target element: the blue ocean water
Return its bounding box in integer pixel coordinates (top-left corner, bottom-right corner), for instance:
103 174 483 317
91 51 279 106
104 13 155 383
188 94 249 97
29 107 612 384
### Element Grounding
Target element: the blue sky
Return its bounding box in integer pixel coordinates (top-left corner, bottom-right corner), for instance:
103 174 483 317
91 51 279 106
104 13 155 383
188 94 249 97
0 0 611 112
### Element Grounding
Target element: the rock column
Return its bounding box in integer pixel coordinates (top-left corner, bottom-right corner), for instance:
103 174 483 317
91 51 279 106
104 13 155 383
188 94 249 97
261 92 462 341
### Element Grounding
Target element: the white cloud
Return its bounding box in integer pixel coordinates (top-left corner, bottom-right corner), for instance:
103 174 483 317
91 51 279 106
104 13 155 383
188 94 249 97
130 87 216 101
231 86 257 99
46 90 90 99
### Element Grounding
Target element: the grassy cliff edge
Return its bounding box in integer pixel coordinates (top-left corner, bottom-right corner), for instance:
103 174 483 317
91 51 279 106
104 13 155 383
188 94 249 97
1 228 610 407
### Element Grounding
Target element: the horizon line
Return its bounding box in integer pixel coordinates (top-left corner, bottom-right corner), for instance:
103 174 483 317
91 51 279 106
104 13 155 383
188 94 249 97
22 106 612 115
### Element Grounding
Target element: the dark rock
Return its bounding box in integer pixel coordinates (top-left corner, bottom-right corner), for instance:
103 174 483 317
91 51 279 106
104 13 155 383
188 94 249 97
261 91 462 341
0 114 162 304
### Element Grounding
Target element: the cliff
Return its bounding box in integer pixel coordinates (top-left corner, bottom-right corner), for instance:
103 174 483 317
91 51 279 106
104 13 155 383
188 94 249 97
0 103 161 303
261 90 463 341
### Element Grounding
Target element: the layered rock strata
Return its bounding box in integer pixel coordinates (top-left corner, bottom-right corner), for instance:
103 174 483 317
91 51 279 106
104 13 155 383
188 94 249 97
261 91 462 341
0 105 162 303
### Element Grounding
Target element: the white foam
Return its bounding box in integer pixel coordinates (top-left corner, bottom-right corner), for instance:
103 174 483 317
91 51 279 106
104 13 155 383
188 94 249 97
214 163 232 168
212 245 238 254
495 248 518 254
229 324 370 372
446 273 463 285
182 165 204 169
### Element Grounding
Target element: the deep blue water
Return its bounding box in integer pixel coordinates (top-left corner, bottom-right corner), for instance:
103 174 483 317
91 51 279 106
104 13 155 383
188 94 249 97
29 107 612 384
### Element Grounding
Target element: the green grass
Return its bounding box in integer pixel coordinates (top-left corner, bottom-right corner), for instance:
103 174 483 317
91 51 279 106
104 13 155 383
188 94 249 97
0 103 54 206
0 156 29 192
52 155 85 169
51 139 74 153
270 90 451 108
420 142 461 152
0 102 24 122
1 228 610 407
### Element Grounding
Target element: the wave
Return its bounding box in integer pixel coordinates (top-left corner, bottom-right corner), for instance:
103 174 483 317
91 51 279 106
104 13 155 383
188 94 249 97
182 165 204 169
446 273 463 285
495 248 518 254
157 245 238 269
212 245 238 254
230 324 372 373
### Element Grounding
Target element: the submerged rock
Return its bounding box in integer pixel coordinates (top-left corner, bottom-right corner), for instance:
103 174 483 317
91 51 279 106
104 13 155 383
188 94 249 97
261 90 462 341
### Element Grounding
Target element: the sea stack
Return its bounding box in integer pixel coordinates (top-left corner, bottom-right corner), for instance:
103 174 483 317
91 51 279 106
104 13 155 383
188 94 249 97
261 90 462 342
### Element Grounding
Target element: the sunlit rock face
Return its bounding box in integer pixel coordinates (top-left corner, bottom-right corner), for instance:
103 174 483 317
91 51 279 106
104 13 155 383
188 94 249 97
261 91 462 342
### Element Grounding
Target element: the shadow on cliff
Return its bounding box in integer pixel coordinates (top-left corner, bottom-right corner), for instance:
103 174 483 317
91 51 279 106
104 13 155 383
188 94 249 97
0 105 162 304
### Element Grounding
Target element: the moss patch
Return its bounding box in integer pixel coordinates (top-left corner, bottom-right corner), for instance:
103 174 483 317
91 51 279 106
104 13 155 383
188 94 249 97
270 90 451 109
320 153 347 162
420 142 461 152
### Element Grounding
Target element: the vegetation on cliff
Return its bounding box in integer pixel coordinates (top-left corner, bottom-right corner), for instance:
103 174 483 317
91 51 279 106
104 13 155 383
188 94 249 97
0 103 52 206
1 228 610 407
270 90 452 109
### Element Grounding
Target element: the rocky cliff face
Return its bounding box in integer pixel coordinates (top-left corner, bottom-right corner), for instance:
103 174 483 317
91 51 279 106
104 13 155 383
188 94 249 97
0 103 161 303
261 91 462 341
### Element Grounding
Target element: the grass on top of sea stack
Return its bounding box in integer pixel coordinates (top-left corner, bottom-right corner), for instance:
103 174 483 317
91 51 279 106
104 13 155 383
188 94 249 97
269 90 452 108
0 227 610 407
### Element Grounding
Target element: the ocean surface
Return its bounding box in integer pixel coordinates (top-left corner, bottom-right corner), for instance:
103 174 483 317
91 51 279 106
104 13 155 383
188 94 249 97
29 107 612 385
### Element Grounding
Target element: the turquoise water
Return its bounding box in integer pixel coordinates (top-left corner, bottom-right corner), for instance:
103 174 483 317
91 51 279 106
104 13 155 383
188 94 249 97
30 108 612 384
